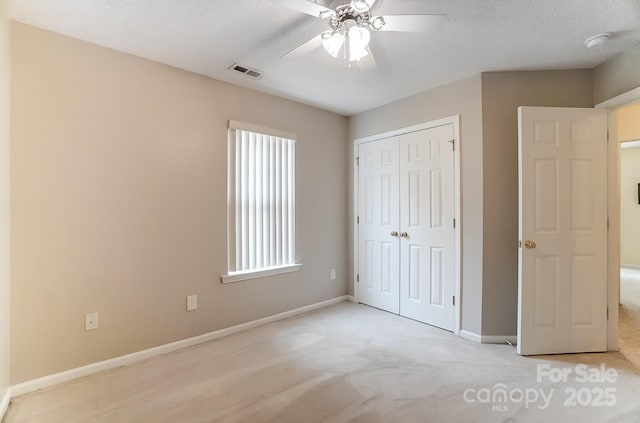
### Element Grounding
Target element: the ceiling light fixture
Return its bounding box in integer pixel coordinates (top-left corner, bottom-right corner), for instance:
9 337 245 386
584 33 610 48
319 3 383 62
279 0 448 68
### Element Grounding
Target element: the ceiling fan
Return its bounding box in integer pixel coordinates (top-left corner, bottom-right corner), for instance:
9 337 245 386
278 0 447 66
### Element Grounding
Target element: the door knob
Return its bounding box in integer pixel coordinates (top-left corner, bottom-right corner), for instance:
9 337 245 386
524 240 537 249
400 232 409 238
390 231 399 237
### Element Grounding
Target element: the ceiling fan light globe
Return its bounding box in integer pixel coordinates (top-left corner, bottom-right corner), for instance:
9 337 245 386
348 26 370 48
349 45 369 61
347 26 370 61
371 16 385 30
322 32 345 58
351 0 373 13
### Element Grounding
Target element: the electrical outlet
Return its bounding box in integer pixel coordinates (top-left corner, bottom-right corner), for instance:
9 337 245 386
85 313 99 330
330 269 336 280
186 295 198 311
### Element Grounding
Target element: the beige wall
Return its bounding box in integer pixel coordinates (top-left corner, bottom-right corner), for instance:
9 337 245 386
594 44 640 105
10 22 349 384
480 70 594 336
618 102 640 142
348 75 485 335
0 0 11 405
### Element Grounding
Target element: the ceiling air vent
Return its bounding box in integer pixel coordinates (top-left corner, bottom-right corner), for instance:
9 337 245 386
229 63 262 80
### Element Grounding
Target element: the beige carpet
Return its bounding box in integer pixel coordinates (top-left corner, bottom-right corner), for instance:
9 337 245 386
620 267 640 369
5 302 640 423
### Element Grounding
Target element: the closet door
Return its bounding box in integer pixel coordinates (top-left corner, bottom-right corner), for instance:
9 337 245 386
399 125 456 331
358 137 400 314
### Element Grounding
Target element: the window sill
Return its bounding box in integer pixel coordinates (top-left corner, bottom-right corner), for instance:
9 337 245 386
221 263 302 284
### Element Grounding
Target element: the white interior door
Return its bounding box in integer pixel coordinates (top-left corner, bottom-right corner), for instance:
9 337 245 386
358 137 400 314
399 125 456 331
517 106 608 355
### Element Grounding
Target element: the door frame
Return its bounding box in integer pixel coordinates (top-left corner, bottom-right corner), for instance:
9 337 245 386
596 86 640 351
352 115 462 335
595 87 640 351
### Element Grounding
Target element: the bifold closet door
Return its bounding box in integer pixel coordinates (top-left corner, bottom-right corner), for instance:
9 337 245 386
357 136 400 314
399 125 455 331
357 124 455 331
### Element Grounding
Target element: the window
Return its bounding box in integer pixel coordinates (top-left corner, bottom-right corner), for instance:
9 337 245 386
222 121 299 283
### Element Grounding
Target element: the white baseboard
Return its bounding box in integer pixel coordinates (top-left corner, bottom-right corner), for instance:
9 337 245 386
460 330 482 343
459 330 516 345
11 295 350 398
346 295 357 303
481 335 517 345
0 387 10 420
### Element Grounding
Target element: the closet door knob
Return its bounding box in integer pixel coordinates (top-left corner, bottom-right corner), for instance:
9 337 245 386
390 231 399 237
400 232 409 238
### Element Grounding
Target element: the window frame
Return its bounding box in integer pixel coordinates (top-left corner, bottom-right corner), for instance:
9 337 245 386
221 120 300 283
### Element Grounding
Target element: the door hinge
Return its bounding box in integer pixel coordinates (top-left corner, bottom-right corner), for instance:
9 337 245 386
519 240 522 248
448 139 455 151
356 157 360 166
357 216 360 224
452 296 456 306
453 218 456 228
357 273 360 283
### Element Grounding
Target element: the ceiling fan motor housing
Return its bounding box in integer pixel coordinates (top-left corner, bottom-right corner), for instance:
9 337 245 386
326 4 383 33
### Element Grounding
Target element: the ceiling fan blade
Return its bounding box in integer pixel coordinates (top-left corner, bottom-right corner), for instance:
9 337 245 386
277 0 333 18
357 46 377 71
378 14 447 32
281 34 323 59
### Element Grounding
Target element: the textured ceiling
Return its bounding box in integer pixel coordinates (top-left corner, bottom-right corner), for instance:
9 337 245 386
8 0 640 115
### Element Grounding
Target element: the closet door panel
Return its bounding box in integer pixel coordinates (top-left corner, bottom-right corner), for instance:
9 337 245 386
357 137 400 313
399 125 456 331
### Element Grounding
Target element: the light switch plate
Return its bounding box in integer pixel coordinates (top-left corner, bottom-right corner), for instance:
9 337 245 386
85 313 99 330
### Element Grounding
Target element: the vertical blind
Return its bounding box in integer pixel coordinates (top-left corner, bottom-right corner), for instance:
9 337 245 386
228 124 296 273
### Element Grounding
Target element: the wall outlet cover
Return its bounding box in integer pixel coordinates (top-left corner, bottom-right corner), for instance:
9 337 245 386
187 295 198 311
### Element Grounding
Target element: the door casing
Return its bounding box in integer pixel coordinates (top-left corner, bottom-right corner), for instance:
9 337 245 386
596 86 640 352
352 115 462 335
